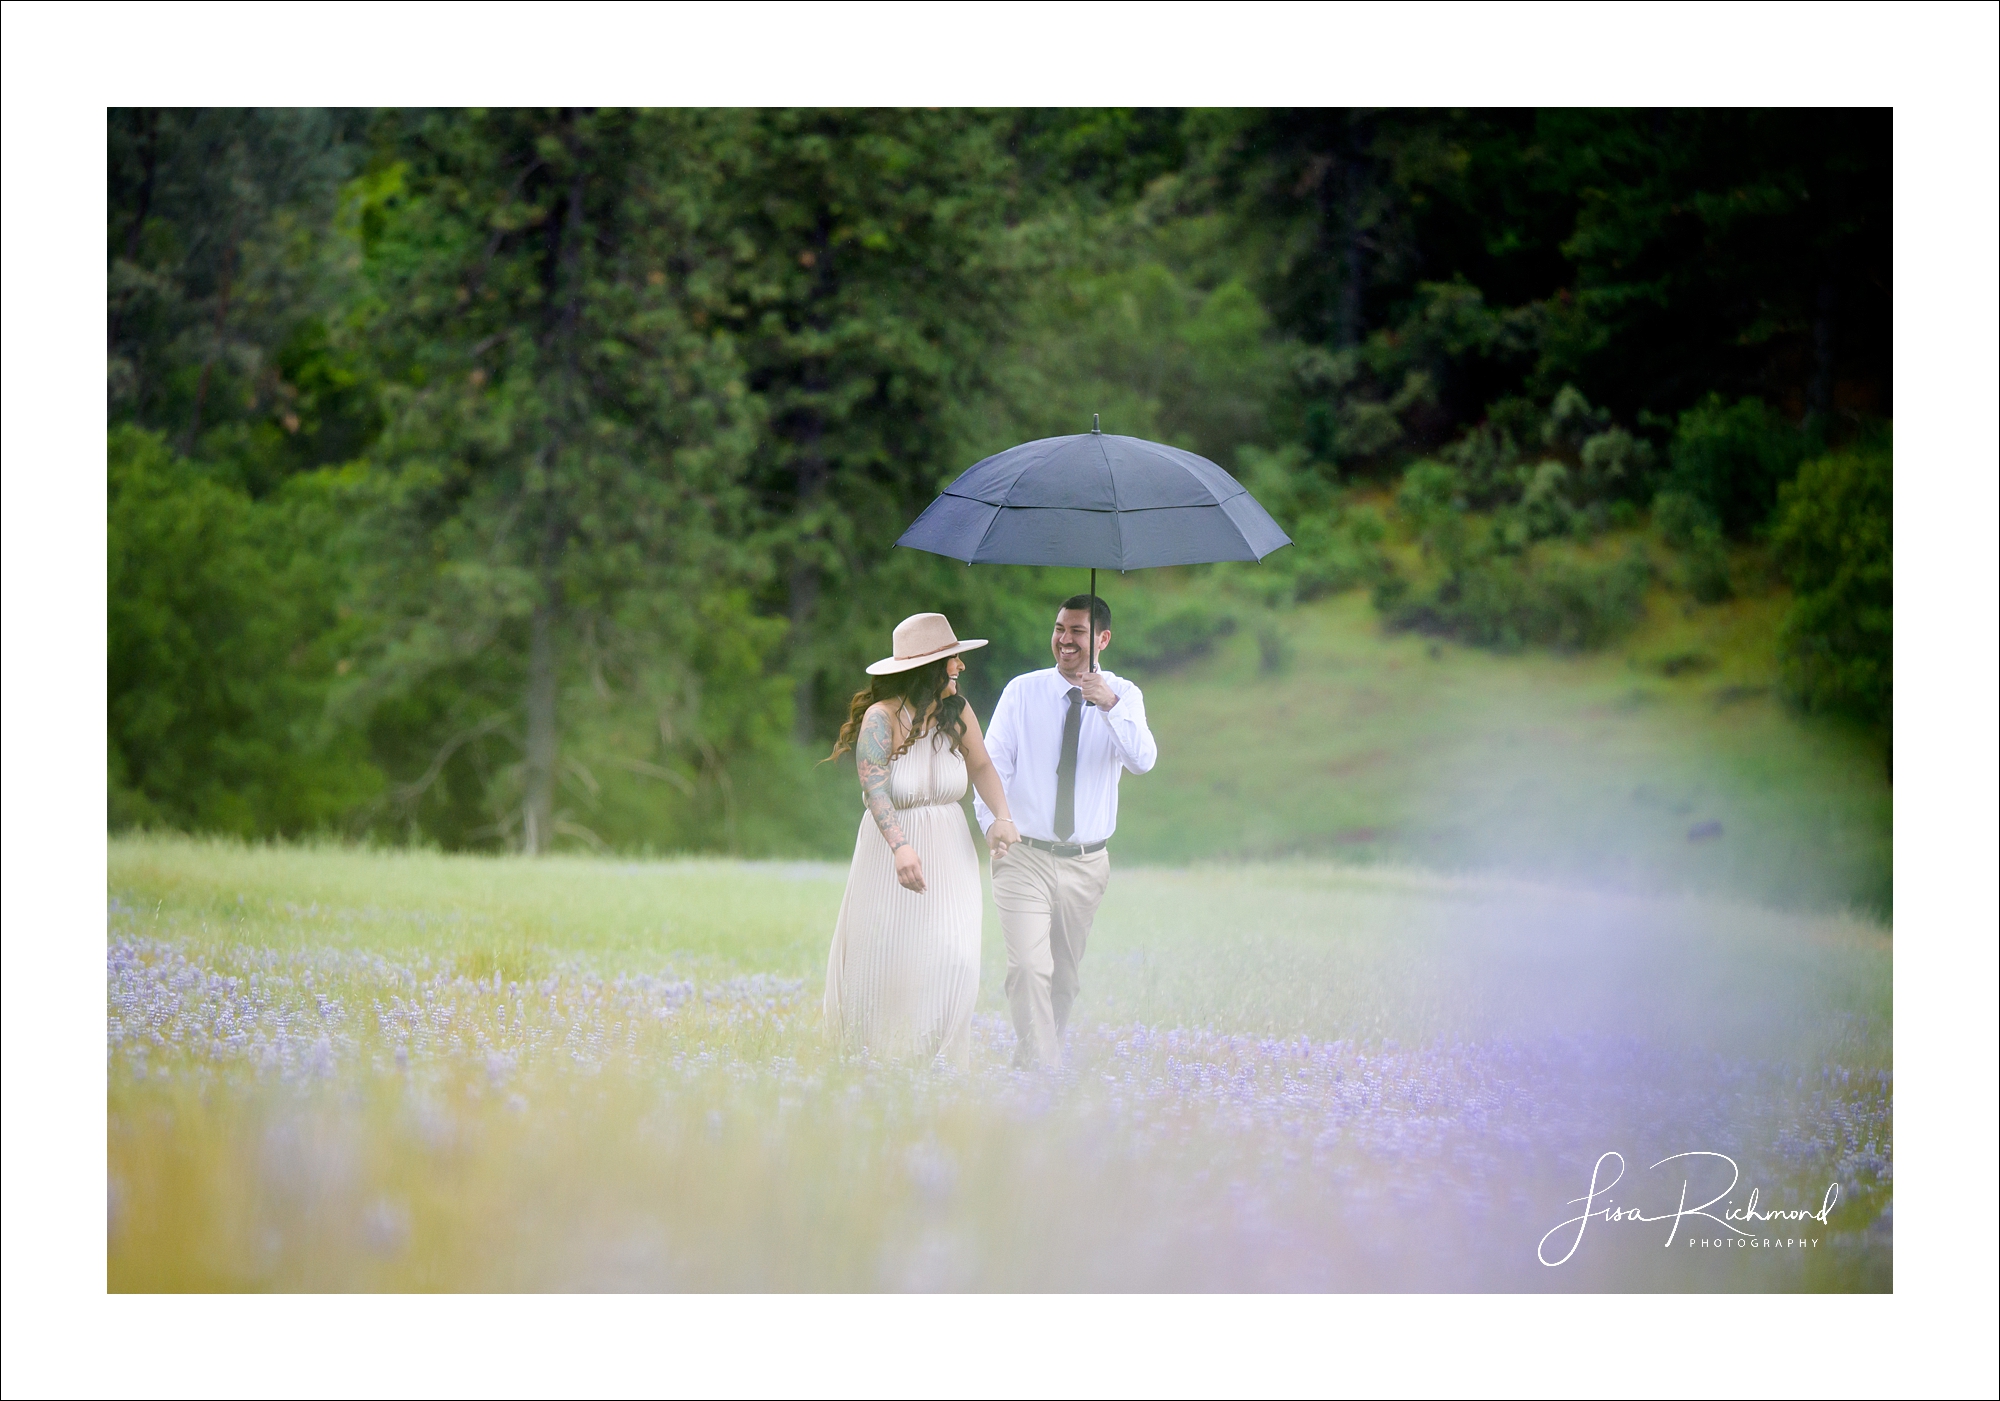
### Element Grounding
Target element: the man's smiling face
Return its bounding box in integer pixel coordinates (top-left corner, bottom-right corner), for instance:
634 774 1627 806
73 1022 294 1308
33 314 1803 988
1051 608 1109 679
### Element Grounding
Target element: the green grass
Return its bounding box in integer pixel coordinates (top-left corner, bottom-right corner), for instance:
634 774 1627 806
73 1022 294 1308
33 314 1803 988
108 837 838 977
108 835 1891 1292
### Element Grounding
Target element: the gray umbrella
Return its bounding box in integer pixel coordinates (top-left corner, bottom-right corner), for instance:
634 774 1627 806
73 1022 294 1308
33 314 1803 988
895 416 1292 673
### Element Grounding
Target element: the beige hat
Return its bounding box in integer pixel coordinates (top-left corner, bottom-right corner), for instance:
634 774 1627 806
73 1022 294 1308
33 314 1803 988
865 612 988 675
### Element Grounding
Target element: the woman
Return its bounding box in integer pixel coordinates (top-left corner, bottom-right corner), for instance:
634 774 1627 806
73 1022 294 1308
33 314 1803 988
823 612 1019 1066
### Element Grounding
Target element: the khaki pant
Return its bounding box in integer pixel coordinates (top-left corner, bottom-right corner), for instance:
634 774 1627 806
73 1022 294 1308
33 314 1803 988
990 842 1111 1067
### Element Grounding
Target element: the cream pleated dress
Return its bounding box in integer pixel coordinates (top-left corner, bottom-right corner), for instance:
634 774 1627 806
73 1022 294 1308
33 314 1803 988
823 710 981 1067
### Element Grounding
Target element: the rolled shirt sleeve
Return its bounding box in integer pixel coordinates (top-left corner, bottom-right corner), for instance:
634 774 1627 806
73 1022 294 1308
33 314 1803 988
1103 675 1157 775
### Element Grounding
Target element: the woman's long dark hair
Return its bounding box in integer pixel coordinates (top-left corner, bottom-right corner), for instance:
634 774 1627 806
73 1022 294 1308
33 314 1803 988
824 656 967 763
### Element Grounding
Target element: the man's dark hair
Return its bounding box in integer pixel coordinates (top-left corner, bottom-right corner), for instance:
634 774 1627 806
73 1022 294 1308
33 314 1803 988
1058 594 1112 632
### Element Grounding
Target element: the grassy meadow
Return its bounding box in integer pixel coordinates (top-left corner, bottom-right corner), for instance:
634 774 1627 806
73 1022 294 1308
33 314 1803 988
109 836 1890 1292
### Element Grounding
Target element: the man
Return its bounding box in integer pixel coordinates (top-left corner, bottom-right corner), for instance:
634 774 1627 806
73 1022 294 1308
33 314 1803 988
975 594 1157 1067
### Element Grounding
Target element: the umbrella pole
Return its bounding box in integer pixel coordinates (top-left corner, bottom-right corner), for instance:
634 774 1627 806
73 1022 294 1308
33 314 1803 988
1089 568 1097 675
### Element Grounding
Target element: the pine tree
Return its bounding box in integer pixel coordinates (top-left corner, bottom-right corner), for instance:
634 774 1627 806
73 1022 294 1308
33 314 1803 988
351 109 757 852
695 109 1019 741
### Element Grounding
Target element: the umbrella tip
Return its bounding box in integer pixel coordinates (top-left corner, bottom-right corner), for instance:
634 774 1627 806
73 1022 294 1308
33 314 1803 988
1092 413 1100 434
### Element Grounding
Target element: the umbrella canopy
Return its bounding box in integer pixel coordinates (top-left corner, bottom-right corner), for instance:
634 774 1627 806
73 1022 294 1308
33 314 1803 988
895 424 1292 570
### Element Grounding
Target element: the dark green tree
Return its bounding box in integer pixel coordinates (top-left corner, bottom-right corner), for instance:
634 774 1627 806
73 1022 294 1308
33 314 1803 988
108 108 379 494
696 109 1019 741
108 427 376 833
1533 108 1891 426
1770 434 1892 727
108 110 382 835
1204 108 1891 474
349 108 763 852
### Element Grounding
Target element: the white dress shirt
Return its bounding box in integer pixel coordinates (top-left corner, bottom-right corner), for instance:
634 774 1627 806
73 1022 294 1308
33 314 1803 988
974 666 1157 846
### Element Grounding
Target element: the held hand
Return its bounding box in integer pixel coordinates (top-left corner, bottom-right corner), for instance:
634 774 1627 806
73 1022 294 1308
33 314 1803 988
986 818 1019 863
893 843 927 893
1077 670 1117 709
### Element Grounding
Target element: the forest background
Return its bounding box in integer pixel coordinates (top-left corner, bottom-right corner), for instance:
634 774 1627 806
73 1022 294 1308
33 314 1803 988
106 107 1891 862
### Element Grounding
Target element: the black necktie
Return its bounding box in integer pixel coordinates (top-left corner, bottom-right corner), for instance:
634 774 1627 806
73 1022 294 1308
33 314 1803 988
1054 686 1083 840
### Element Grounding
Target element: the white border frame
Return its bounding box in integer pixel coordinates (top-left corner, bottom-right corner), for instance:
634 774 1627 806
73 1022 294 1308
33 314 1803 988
5 3 1995 1397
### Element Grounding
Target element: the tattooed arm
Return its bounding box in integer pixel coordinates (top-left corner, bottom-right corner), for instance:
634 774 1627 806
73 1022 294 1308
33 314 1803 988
857 703 926 893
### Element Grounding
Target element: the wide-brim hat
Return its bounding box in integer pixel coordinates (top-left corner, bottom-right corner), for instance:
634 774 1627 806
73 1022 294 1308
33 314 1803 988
866 612 988 675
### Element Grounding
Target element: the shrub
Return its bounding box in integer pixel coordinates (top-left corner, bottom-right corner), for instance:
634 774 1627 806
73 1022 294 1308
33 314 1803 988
1235 445 1392 606
1117 604 1239 671
1438 425 1522 508
1770 436 1891 726
1516 459 1581 542
1255 622 1295 675
1682 533 1735 604
1284 503 1391 602
1578 426 1658 503
1396 459 1467 558
1651 489 1733 602
1665 395 1807 538
1380 539 1652 652
1650 489 1718 549
1537 386 1662 506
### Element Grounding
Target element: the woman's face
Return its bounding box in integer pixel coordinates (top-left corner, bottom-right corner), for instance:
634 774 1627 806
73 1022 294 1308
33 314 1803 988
944 656 964 694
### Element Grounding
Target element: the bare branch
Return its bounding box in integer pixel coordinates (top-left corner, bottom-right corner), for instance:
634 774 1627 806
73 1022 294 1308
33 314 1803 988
391 711 516 807
612 755 696 795
551 817 610 853
560 754 602 801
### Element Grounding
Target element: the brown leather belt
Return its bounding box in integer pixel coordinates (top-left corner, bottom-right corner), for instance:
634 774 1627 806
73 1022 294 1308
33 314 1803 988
1019 836 1108 858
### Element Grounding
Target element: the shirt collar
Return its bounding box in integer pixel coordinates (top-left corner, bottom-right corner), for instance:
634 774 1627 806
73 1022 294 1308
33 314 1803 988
1047 666 1108 693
